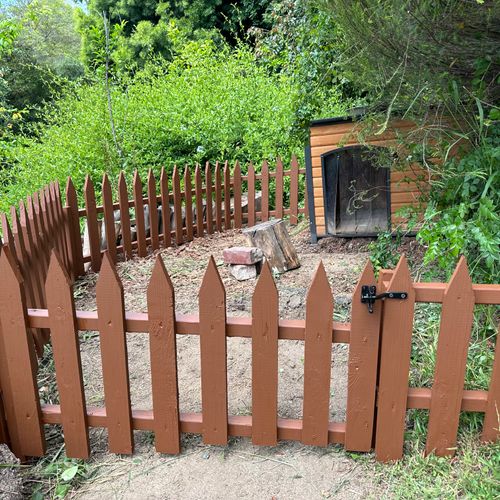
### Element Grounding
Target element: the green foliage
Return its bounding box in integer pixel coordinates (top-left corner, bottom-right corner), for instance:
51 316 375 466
0 40 304 210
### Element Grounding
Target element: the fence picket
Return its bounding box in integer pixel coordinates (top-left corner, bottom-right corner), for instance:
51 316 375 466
289 155 299 225
147 256 180 454
148 170 160 251
275 157 284 219
302 262 333 446
54 183 71 272
84 176 102 271
118 172 133 259
215 162 222 232
65 178 85 277
133 171 147 257
199 257 227 445
102 174 117 263
224 161 231 231
233 161 242 228
39 187 54 257
0 247 45 457
160 168 172 248
50 184 67 270
1 213 18 261
96 253 133 454
195 164 204 237
247 162 256 227
27 195 49 281
46 252 89 458
426 258 474 456
252 262 278 445
375 256 415 462
184 167 193 242
345 261 383 451
205 162 213 235
261 160 269 222
172 166 183 245
482 325 500 442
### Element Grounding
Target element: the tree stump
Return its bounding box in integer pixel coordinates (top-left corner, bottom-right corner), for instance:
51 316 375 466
243 219 300 274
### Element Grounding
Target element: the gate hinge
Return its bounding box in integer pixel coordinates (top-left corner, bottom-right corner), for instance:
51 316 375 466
360 285 408 313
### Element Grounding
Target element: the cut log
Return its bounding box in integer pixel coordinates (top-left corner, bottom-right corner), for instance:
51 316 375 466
243 219 300 274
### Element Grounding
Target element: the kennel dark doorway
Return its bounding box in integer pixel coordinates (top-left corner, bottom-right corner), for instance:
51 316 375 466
322 146 390 236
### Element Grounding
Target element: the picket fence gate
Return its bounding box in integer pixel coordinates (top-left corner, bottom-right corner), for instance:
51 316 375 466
0 157 498 464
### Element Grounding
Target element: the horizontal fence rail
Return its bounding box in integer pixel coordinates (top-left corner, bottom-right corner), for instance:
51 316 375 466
0 245 497 462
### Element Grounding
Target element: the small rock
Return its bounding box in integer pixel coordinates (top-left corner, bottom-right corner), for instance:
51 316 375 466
335 295 352 307
202 450 210 459
230 264 257 281
287 294 303 309
223 246 263 265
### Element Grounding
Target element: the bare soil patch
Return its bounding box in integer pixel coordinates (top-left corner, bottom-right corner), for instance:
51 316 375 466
54 224 394 498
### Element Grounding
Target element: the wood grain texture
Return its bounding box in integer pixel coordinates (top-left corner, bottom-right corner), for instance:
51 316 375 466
184 167 193 241
426 257 474 456
118 172 133 259
147 256 180 453
482 324 500 443
160 168 172 247
302 262 333 446
46 252 89 458
205 162 213 234
345 260 382 451
133 171 147 257
199 257 227 445
375 256 415 462
102 174 117 262
84 176 102 271
147 170 160 251
0 247 45 457
252 262 278 445
96 253 133 454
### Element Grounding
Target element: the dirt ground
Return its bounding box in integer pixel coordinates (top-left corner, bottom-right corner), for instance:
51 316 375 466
53 224 394 499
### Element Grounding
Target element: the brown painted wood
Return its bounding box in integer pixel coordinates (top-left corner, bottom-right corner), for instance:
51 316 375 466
224 161 231 230
0 247 45 457
194 164 204 237
118 172 133 259
345 261 382 451
375 256 416 462
65 178 85 277
160 168 172 248
275 157 284 219
147 170 160 251
215 162 223 232
261 160 269 222
133 171 147 257
252 262 278 445
96 253 134 454
42 186 55 255
199 257 227 445
426 257 474 456
50 184 67 270
247 162 256 226
289 155 299 225
46 252 89 458
54 182 71 272
233 161 242 228
147 256 180 453
84 176 102 271
27 194 49 284
302 262 333 446
172 166 183 245
102 174 117 263
1 212 17 262
482 324 500 443
184 167 193 241
205 162 213 234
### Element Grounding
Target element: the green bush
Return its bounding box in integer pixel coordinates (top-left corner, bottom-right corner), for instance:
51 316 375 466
0 39 308 210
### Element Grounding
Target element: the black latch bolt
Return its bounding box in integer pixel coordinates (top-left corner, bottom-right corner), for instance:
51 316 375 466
360 285 408 313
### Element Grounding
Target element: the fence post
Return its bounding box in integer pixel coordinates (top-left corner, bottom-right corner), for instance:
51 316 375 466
482 324 500 443
65 178 85 278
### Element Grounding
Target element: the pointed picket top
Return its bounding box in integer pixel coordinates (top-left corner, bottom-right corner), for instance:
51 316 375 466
19 200 28 227
1 213 16 259
26 195 35 219
147 168 156 191
133 169 143 191
102 172 111 192
84 174 95 196
253 260 278 301
276 156 284 171
386 255 415 301
118 170 127 192
46 250 72 289
147 255 174 306
65 176 76 201
10 205 21 233
234 160 241 176
194 163 201 182
172 164 179 181
0 244 23 285
184 164 191 183
352 259 377 300
200 255 225 298
96 251 123 296
445 256 473 299
291 154 299 168
306 260 332 305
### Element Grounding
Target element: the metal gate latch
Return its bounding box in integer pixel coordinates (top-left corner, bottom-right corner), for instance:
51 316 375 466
360 285 408 313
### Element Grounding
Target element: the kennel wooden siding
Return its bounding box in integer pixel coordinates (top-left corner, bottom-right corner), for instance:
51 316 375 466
0 245 499 463
306 117 430 239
